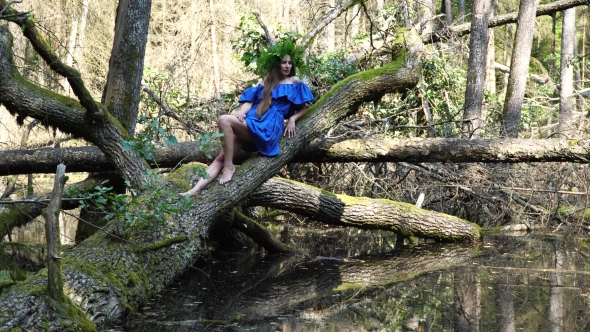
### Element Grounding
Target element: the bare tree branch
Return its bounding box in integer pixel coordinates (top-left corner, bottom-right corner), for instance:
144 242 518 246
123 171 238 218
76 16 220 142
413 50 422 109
422 0 590 44
253 11 276 46
299 0 357 49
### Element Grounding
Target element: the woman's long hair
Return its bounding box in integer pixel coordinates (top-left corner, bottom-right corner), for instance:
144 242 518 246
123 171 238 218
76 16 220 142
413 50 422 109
256 56 296 118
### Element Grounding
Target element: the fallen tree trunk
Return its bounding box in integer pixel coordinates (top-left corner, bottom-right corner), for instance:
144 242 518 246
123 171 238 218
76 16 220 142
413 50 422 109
0 28 424 331
248 178 480 242
2 137 590 176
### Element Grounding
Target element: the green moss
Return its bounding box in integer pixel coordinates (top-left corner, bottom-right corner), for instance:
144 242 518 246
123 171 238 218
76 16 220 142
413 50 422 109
567 140 579 146
263 210 280 218
308 28 417 115
53 295 98 332
0 280 16 291
135 236 188 253
333 283 365 291
167 163 207 189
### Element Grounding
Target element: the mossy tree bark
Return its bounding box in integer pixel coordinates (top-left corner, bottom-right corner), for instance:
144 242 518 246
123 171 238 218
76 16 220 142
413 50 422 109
43 164 67 300
0 28 424 331
2 138 590 176
0 5 150 188
247 178 481 242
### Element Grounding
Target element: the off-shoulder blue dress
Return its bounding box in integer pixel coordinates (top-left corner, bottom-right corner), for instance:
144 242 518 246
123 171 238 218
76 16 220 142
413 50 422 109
238 82 314 156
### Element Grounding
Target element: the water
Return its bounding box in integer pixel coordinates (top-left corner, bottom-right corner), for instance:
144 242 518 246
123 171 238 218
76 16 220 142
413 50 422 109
122 223 590 332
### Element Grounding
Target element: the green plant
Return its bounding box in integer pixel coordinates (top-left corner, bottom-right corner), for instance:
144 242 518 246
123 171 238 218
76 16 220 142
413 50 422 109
230 14 304 77
69 116 220 235
307 50 359 88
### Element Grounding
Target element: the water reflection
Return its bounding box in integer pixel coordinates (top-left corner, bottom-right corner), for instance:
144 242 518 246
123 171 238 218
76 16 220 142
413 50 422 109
122 227 590 332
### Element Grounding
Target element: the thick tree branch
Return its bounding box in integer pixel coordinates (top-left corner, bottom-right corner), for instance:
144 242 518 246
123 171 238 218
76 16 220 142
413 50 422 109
0 25 149 188
253 11 276 46
494 62 549 84
3 137 590 176
140 83 196 136
300 0 358 49
247 178 480 242
422 0 590 44
232 210 295 253
0 0 102 115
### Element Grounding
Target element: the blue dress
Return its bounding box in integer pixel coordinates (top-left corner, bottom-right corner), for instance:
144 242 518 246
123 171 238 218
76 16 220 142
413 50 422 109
238 82 314 156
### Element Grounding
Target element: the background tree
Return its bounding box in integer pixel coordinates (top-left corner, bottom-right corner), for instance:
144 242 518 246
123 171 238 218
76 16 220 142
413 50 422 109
558 7 576 137
501 0 538 138
462 0 489 138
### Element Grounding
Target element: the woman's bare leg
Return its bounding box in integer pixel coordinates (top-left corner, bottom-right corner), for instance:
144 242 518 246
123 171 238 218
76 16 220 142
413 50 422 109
217 115 252 185
178 151 225 197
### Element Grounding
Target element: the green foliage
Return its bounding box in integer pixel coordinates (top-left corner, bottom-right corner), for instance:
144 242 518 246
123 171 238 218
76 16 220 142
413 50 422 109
307 50 358 87
122 115 177 160
256 39 307 78
230 14 306 77
68 108 221 234
230 14 269 75
69 174 191 236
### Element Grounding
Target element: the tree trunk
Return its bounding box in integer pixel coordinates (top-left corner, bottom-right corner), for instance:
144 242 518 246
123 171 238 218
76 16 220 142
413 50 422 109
443 0 453 26
129 244 475 329
501 0 538 138
462 0 489 139
248 178 480 242
0 24 150 188
558 8 576 138
458 0 465 24
43 164 67 300
0 28 424 331
548 243 565 332
101 0 152 137
325 0 336 51
209 0 221 100
496 283 516 332
485 1 497 95
5 137 590 176
454 270 481 332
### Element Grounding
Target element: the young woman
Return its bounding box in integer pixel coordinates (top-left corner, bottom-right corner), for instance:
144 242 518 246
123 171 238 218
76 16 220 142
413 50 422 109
178 43 314 197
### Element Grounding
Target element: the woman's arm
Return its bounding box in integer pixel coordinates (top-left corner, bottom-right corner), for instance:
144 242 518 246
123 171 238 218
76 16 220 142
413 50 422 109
283 105 307 138
235 102 253 122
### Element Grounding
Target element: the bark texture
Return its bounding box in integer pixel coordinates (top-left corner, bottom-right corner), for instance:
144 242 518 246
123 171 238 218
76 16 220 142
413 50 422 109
462 0 489 138
501 0 538 137
44 164 67 300
248 178 481 242
558 8 577 138
3 138 590 176
0 23 149 188
0 28 424 331
101 0 152 137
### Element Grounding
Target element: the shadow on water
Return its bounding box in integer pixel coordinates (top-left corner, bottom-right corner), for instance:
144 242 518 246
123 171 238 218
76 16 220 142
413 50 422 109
122 223 590 332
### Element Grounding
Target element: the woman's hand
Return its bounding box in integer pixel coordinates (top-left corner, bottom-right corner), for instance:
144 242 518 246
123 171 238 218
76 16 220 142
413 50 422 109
235 102 252 122
235 110 246 122
283 118 297 138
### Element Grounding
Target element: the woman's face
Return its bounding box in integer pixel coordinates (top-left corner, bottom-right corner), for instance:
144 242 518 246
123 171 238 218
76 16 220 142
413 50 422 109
279 55 292 78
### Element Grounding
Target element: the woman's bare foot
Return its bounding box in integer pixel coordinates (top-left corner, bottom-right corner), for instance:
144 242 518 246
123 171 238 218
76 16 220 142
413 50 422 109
218 166 236 185
177 188 201 198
